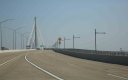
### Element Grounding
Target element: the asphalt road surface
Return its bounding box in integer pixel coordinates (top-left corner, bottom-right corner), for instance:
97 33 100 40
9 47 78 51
0 50 128 80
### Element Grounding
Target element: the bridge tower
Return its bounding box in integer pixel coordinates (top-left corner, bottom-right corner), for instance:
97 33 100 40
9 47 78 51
26 17 45 49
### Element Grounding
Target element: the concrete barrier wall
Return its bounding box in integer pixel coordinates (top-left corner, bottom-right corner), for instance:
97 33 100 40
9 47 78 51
53 49 128 66
0 49 36 53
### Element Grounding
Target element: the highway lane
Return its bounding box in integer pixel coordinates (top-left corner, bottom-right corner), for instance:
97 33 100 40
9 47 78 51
27 50 128 80
0 50 128 80
0 51 33 64
0 50 56 80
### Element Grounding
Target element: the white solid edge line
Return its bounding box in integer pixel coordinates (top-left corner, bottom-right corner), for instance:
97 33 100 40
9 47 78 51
0 54 24 67
25 52 64 80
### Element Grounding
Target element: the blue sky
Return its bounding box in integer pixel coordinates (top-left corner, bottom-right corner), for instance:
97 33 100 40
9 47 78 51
0 0 128 51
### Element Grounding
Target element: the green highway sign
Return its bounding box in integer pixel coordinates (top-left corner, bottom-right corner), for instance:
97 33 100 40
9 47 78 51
40 45 43 47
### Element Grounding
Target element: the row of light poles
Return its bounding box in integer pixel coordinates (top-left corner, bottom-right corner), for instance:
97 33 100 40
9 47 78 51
52 35 80 49
14 31 31 50
52 29 106 50
15 27 25 50
0 19 30 50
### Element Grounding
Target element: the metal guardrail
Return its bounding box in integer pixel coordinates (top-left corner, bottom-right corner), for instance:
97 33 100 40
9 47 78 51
49 48 128 57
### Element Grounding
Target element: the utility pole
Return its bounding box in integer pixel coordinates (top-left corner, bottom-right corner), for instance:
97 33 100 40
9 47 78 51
95 29 96 51
21 34 22 50
73 35 74 49
95 29 106 51
15 30 16 49
26 37 28 49
0 23 2 50
64 37 70 49
57 40 58 49
73 35 80 50
64 37 65 49
15 27 24 50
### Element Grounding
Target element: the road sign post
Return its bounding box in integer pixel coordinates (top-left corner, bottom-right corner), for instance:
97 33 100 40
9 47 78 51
59 41 61 44
58 37 62 49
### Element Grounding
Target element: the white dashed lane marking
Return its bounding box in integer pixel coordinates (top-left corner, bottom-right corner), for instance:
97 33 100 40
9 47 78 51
0 54 24 67
108 74 128 80
53 59 56 61
67 63 75 66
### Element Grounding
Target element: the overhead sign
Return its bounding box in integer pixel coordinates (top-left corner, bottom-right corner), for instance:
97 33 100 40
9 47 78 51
58 37 62 41
40 45 43 47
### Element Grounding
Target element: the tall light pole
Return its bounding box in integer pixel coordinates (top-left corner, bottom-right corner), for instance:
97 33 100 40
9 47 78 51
15 27 24 50
2 27 14 50
0 19 14 50
25 36 30 49
55 42 56 48
55 42 57 48
73 35 80 49
22 32 30 49
35 17 38 49
64 37 70 49
95 29 106 51
16 32 23 50
54 43 56 48
57 40 58 49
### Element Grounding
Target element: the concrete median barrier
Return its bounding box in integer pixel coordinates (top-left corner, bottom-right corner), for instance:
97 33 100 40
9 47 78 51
0 49 36 53
53 49 128 66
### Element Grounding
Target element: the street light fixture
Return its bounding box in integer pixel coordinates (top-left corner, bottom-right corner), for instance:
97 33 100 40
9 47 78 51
2 27 15 50
95 29 106 51
15 27 24 49
64 37 70 49
73 35 80 50
0 19 14 50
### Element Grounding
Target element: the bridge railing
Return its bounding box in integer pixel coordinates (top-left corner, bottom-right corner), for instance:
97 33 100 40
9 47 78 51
47 48 128 57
